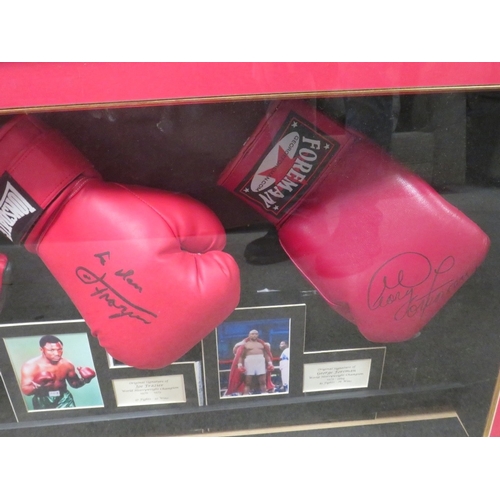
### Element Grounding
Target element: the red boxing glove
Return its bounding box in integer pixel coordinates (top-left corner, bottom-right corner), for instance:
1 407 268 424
33 371 56 387
77 366 96 383
238 363 246 374
0 116 240 369
267 362 274 372
218 100 490 343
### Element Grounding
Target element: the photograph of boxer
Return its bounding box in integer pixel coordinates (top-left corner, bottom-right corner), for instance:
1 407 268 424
230 329 275 396
4 332 103 412
216 316 291 398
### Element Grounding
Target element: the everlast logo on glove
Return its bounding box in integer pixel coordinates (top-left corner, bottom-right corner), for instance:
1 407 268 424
0 173 41 244
233 111 341 222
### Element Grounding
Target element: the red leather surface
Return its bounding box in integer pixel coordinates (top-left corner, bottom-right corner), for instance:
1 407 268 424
0 116 240 369
219 100 491 342
0 115 99 208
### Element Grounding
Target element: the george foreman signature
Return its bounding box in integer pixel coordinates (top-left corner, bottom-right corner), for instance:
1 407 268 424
367 252 472 321
75 251 156 323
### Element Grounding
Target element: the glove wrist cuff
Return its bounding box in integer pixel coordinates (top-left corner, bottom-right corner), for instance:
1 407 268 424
217 100 353 227
0 116 101 244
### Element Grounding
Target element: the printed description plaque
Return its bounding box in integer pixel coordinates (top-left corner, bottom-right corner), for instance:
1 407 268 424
112 374 186 407
303 359 371 392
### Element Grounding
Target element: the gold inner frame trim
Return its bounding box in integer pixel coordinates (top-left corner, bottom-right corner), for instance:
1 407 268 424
2 83 500 115
483 368 500 436
183 410 465 437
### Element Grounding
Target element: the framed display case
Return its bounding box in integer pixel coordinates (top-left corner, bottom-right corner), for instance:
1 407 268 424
0 62 500 437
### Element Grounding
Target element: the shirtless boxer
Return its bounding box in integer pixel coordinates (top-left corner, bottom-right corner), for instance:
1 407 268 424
235 329 274 395
20 335 96 410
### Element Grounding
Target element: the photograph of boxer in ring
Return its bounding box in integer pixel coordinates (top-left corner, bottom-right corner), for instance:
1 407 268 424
216 317 291 398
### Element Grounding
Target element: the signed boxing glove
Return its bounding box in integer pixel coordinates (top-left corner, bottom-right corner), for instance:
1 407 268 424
77 366 96 383
218 100 490 342
0 115 240 369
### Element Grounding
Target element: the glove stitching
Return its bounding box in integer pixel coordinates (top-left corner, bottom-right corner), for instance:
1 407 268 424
112 183 183 244
8 130 88 208
28 176 93 251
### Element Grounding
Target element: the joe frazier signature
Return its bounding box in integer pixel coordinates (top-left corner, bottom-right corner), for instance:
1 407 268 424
367 252 472 321
75 258 157 324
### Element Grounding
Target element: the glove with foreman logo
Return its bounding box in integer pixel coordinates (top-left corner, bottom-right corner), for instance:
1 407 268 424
218 100 490 343
0 115 240 369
